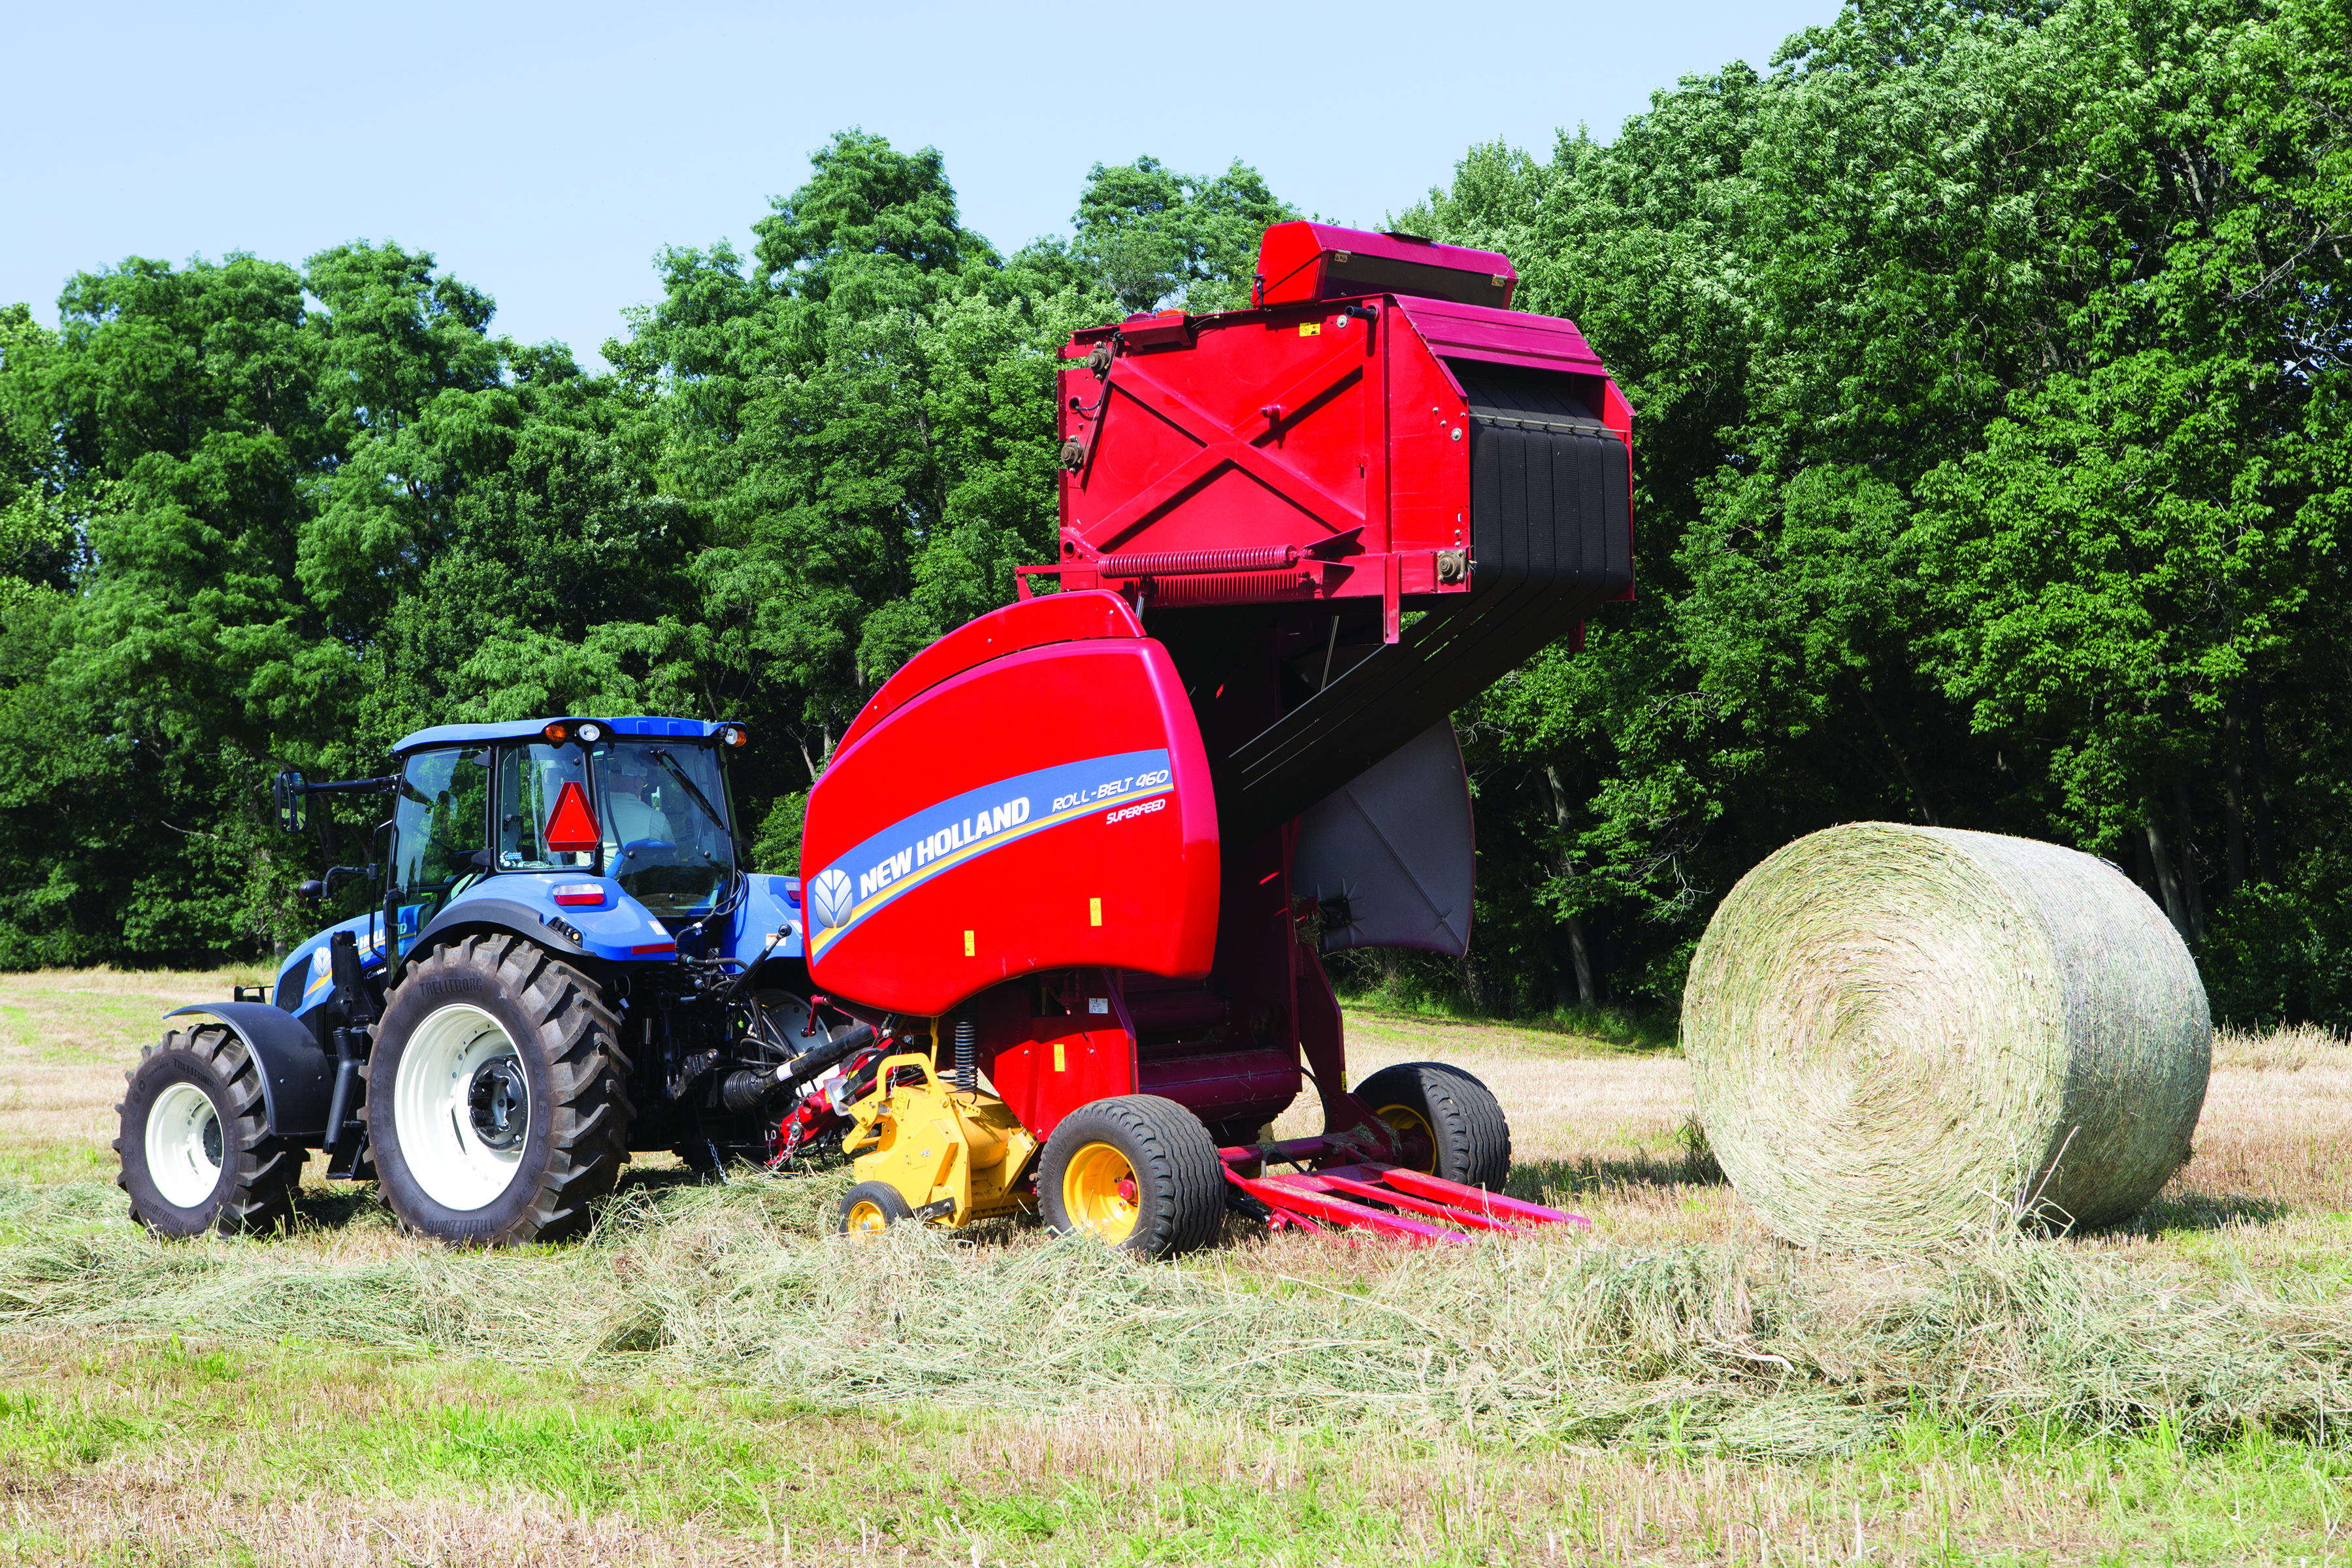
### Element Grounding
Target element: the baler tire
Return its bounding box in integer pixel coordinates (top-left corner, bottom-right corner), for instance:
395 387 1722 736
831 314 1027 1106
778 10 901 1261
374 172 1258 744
838 1180 914 1237
1039 1095 1224 1259
115 1025 303 1237
365 934 634 1247
1353 1062 1512 1191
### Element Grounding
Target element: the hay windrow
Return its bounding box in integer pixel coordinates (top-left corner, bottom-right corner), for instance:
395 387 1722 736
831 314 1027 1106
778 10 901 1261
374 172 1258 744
0 1177 2343 1458
1684 823 2212 1249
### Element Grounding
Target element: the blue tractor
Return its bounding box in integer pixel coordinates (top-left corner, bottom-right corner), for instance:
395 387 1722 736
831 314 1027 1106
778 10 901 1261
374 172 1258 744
114 716 877 1245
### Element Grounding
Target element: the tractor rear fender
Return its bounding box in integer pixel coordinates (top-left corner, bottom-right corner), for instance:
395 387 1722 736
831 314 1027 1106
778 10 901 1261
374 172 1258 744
392 898 590 983
160 1002 335 1141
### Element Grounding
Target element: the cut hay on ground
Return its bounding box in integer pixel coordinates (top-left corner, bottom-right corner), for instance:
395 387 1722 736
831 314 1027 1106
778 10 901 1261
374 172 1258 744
0 1176 2344 1458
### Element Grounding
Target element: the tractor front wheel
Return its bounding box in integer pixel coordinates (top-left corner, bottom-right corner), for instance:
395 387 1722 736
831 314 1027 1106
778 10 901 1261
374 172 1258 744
116 1025 303 1237
365 934 633 1246
1038 1095 1224 1258
1352 1062 1511 1190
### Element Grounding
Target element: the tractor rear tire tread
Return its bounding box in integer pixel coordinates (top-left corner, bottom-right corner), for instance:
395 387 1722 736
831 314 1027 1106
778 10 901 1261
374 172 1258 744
1354 1061 1512 1191
365 933 630 1246
114 1024 302 1236
1039 1094 1225 1258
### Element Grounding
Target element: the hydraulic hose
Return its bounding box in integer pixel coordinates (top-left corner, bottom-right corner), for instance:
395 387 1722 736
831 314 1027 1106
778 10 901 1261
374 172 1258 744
717 1020 879 1113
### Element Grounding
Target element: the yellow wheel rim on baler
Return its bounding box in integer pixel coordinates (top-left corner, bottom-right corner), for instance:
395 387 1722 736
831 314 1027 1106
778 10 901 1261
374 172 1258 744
1374 1104 1439 1174
1062 1142 1141 1243
843 1198 894 1237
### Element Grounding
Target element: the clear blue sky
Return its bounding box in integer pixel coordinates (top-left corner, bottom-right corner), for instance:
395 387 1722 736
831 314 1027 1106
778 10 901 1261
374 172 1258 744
5 0 1835 366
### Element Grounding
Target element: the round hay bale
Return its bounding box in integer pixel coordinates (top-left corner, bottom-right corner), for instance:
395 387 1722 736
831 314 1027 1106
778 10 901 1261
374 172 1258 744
1684 823 2210 1249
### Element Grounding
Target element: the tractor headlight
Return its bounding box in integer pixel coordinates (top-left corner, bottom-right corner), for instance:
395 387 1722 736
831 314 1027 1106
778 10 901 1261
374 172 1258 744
718 723 750 751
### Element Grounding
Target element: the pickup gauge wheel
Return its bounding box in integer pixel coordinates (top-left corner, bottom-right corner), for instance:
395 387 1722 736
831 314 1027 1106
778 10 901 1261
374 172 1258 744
838 1180 913 1237
365 934 632 1245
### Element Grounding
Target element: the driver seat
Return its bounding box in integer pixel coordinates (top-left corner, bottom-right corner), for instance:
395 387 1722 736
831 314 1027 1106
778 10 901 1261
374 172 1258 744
606 791 663 846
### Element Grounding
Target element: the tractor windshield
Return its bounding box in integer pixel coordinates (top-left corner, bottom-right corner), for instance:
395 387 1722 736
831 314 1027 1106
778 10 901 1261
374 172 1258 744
591 740 737 918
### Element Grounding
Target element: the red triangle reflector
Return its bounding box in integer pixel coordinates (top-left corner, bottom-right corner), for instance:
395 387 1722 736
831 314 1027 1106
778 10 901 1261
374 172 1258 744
544 781 600 853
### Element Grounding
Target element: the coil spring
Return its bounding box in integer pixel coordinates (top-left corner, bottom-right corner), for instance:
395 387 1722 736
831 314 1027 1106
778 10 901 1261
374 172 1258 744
1151 572 1316 607
952 1015 977 1093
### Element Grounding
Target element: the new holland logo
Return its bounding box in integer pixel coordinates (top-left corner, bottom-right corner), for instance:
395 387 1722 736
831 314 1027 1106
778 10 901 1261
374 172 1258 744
808 868 854 932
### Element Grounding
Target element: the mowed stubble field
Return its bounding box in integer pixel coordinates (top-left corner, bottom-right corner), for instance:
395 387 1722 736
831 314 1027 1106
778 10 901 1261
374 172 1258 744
0 967 2346 1567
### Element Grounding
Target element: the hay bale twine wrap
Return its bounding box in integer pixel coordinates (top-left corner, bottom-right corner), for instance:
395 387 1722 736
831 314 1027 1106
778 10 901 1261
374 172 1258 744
1685 823 2210 1249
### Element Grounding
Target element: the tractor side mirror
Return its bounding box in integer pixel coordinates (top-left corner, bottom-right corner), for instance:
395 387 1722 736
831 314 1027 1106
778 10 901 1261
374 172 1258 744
272 770 308 835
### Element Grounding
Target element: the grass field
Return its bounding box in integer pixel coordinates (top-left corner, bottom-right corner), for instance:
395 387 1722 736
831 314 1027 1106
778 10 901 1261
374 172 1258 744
0 968 2346 1565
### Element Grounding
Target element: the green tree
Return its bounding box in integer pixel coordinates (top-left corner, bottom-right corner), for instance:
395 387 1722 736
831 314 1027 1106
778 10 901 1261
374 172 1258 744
1070 155 1296 314
619 131 1119 791
1404 0 2352 1022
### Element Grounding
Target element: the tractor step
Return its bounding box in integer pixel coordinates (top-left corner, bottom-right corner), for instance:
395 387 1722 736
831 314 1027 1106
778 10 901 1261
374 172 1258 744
1219 1150 1588 1243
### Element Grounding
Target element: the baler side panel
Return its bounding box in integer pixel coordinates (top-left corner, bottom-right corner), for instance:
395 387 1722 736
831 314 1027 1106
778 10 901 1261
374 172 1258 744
1124 825 1305 1134
979 973 1141 1143
804 639 1219 1018
1384 335 1473 571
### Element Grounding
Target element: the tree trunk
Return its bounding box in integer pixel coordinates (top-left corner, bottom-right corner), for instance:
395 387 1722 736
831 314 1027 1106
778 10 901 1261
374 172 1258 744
2145 815 2189 938
1541 764 1597 1004
1854 682 1940 825
2222 704 2249 894
2247 689 2279 882
1563 913 1596 1007
2170 780 2206 943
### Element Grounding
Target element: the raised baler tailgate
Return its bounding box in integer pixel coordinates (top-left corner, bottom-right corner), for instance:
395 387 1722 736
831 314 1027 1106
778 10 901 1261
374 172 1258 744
803 638 1220 1016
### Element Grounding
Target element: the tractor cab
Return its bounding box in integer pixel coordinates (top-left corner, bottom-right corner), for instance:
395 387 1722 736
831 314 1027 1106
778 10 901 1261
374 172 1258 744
248 714 789 1047
385 722 743 949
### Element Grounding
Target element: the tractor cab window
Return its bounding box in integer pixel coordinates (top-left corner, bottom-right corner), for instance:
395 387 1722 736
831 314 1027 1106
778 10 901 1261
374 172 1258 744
590 740 736 919
391 746 491 942
495 744 595 871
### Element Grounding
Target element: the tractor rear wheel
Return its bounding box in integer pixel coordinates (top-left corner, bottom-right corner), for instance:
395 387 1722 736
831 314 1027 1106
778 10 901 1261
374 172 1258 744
116 1025 304 1237
365 934 633 1246
1352 1062 1511 1190
1039 1095 1224 1258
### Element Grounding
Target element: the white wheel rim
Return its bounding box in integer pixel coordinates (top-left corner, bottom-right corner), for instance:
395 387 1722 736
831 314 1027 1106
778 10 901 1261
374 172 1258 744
393 1004 531 1211
146 1081 223 1209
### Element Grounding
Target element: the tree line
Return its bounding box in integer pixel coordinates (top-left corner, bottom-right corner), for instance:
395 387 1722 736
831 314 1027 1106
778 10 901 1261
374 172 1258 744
3 0 2345 1025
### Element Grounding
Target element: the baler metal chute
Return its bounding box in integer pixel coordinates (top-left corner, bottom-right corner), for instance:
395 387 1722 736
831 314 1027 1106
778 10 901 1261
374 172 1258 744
798 221 1633 1252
